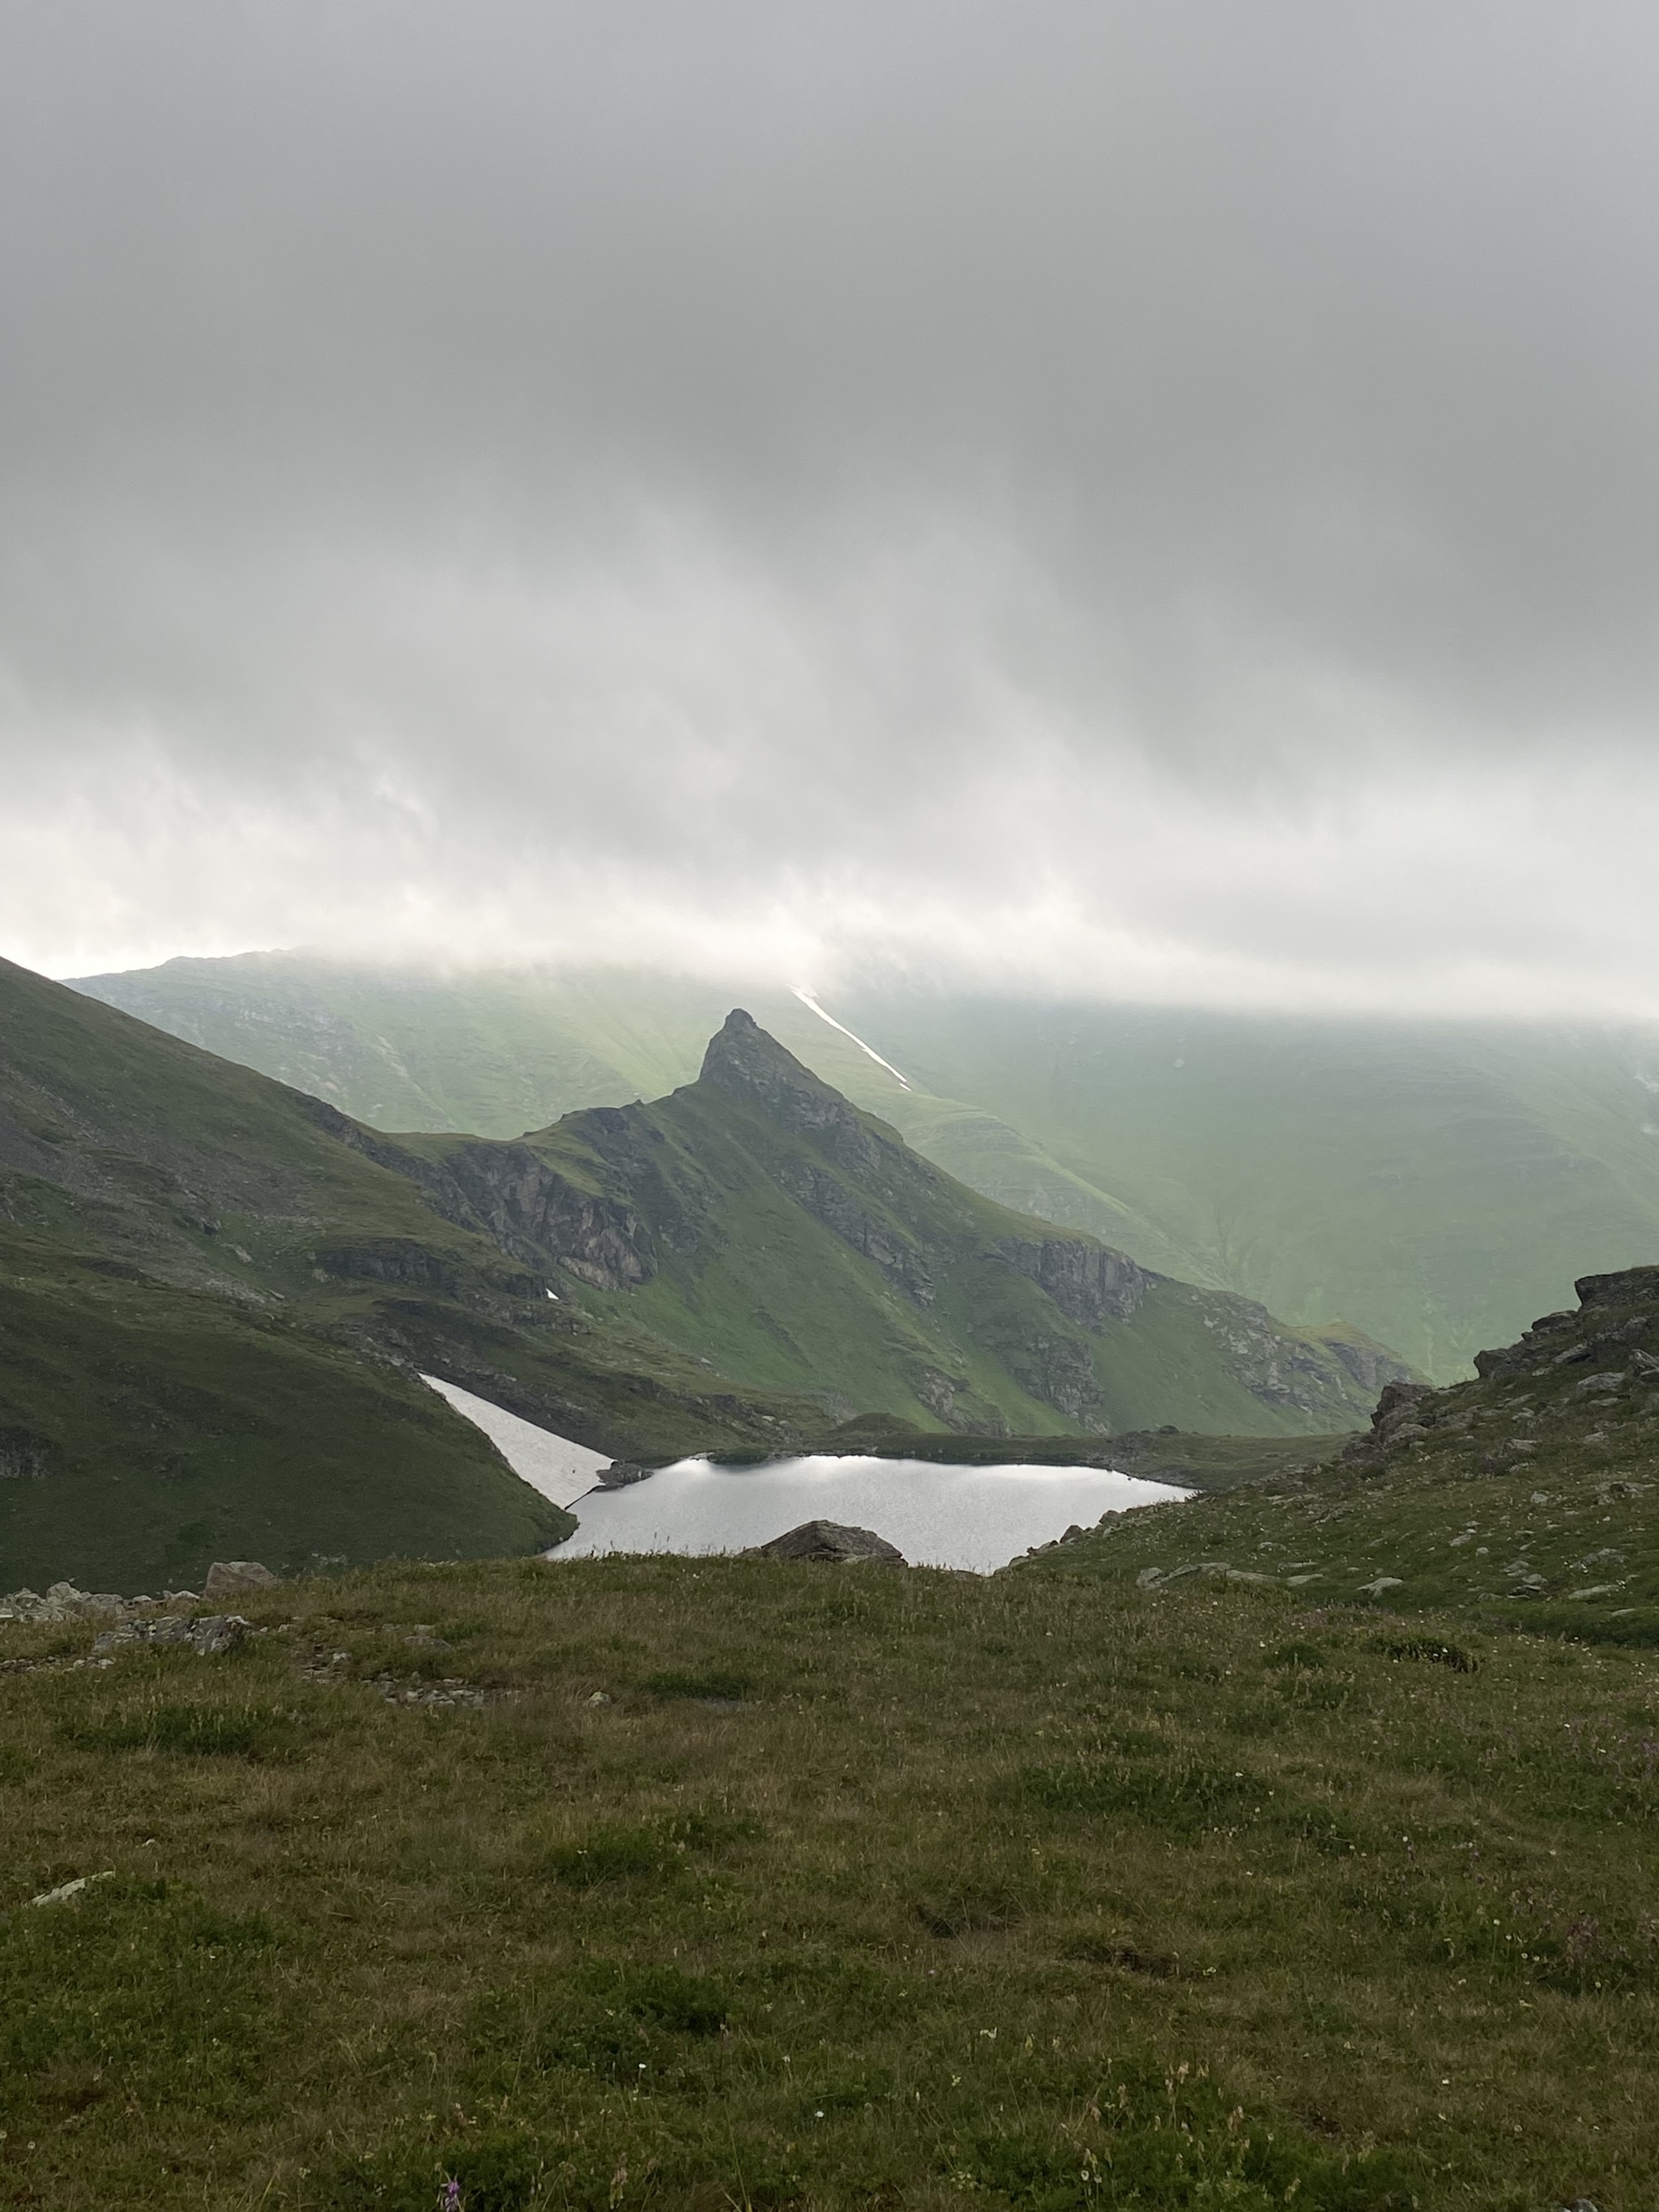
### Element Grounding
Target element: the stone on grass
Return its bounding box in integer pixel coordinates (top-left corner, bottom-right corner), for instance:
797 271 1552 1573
30 1871 114 1907
744 1519 906 1566
92 1613 249 1658
203 1561 280 1600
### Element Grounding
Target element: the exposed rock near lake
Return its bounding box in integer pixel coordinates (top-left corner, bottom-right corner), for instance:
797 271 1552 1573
744 1519 906 1565
1022 1261 1659 1619
203 1559 281 1599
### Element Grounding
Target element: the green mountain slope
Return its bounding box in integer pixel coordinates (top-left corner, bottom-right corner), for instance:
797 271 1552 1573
401 1010 1404 1438
0 962 837 1588
0 1227 564 1592
73 955 1659 1379
3 961 1388 1589
1026 1258 1659 1636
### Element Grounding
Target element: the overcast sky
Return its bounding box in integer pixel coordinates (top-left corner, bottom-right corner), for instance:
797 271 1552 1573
5 1 1659 1013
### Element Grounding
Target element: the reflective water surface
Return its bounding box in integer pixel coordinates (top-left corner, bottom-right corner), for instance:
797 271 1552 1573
423 1375 1192 1575
552 1453 1190 1575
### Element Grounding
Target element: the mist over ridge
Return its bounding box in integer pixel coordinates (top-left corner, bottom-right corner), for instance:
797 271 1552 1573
5 2 1659 1012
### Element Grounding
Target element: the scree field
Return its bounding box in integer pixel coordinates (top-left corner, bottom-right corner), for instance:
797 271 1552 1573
1 1556 1653 2210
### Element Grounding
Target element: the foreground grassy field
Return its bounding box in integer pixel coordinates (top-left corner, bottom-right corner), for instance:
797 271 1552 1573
2 1556 1653 2210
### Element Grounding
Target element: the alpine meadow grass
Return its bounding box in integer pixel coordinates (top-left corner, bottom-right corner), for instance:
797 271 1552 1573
1 1552 1654 2208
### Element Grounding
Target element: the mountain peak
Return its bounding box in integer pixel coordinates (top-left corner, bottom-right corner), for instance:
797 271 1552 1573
698 1009 862 1138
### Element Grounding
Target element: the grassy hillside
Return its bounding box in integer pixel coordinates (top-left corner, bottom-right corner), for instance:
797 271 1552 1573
0 1552 1653 2208
76 955 1659 1380
2 960 1383 1589
0 1226 566 1592
1025 1259 1659 1638
429 1010 1400 1438
0 961 847 1588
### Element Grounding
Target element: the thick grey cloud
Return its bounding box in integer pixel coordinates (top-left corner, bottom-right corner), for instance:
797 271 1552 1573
4 0 1659 1009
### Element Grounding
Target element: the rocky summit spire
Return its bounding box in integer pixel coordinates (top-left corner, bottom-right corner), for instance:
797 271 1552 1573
697 1009 859 1138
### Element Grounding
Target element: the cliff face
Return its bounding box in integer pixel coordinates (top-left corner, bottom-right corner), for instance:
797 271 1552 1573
440 1142 657 1292
1000 1236 1148 1325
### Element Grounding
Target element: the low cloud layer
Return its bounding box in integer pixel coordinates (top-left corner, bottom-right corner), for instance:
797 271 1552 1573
5 2 1659 1012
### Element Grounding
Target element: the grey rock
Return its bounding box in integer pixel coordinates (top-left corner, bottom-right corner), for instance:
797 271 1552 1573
595 1461 655 1490
93 1613 249 1657
998 1234 1148 1325
203 1560 279 1599
1479 1439 1537 1471
2 1583 133 1626
30 1871 114 1907
1358 1576 1405 1597
744 1519 906 1566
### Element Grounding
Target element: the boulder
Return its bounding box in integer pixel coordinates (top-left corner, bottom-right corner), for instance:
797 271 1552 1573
203 1561 279 1600
595 1461 655 1490
744 1519 906 1566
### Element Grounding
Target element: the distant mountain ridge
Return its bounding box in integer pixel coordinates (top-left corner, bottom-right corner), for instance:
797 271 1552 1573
71 952 1659 1379
386 1008 1410 1438
2 961 1401 1583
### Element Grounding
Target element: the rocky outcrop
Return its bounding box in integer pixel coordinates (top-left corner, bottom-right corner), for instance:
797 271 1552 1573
999 1237 1148 1324
744 1519 906 1565
313 1239 463 1294
700 1011 886 1170
773 1157 936 1304
440 1143 657 1291
913 1366 974 1430
1336 1263 1659 1480
1340 1377 1435 1465
0 1582 250 1656
595 1460 655 1489
1473 1273 1659 1382
1312 1329 1416 1398
300 1093 660 1294
203 1560 279 1600
292 1094 480 1218
1006 1332 1104 1423
1180 1289 1403 1428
